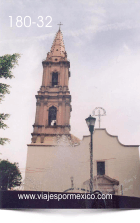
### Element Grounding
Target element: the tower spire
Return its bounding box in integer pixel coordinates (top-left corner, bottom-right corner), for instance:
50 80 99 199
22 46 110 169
46 27 67 61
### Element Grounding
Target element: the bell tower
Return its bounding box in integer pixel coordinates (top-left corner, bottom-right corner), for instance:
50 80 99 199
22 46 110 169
31 28 72 144
25 27 80 191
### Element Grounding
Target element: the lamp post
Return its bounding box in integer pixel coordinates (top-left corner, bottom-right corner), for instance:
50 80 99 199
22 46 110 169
85 115 96 193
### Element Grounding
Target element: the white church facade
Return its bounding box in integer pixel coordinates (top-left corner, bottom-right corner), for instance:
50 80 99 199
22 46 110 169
24 28 140 198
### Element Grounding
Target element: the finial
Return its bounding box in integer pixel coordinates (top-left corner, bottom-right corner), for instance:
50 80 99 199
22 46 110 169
57 22 63 30
92 107 106 128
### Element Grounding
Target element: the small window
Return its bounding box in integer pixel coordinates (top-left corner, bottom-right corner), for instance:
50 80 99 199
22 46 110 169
97 161 105 175
56 49 58 51
55 58 57 61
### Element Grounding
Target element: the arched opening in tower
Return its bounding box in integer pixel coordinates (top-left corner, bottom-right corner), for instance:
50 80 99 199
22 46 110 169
48 106 57 126
52 72 58 87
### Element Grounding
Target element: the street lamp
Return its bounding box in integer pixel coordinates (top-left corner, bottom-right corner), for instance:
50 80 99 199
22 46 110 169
85 115 96 193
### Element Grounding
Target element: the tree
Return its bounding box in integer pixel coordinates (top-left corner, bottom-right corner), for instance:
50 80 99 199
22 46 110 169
0 53 20 145
0 160 22 190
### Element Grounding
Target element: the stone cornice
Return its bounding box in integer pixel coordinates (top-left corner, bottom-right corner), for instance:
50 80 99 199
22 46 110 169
45 125 70 128
33 124 44 127
37 89 70 94
36 95 71 100
42 60 70 68
31 131 71 136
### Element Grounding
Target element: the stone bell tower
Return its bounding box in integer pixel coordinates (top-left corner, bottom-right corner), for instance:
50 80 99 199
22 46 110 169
24 27 79 191
31 27 74 145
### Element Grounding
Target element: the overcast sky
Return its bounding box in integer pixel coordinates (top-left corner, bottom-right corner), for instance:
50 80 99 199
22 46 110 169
1 0 140 177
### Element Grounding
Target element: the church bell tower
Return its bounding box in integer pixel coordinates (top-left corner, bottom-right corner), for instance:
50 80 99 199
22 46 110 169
31 28 72 144
25 27 140 194
25 27 80 191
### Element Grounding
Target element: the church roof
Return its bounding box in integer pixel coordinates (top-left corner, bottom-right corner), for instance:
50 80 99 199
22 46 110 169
47 28 66 59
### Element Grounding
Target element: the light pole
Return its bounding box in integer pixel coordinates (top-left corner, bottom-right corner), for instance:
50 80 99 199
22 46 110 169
85 115 96 193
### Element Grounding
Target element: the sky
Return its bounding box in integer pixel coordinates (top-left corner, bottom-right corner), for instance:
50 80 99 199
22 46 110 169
1 0 140 178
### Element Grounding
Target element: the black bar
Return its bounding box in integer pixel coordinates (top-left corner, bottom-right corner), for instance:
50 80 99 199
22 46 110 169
0 191 140 209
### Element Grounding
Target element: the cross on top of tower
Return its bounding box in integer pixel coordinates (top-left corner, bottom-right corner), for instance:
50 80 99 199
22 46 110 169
57 22 63 30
